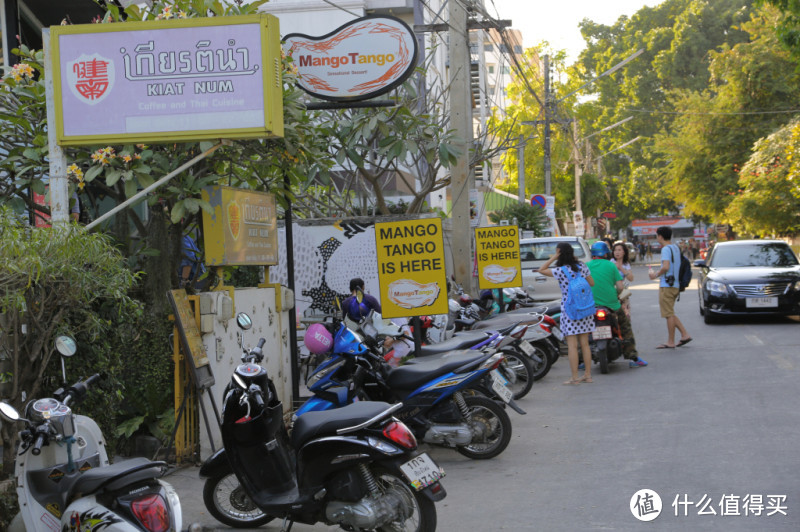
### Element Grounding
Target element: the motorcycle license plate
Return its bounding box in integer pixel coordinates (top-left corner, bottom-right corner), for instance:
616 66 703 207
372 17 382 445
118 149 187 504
518 340 535 356
490 370 514 403
746 297 777 308
551 326 564 342
399 453 445 491
592 326 612 340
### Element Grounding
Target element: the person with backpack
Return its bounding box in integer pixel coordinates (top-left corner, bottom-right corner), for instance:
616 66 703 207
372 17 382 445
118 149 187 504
648 226 692 349
538 242 596 385
587 241 647 368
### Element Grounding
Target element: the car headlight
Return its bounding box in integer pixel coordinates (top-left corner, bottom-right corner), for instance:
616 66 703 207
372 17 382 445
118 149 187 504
793 280 800 291
705 280 729 294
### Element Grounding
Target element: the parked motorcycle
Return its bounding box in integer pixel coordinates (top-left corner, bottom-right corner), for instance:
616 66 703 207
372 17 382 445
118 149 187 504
590 306 625 374
297 320 515 460
0 335 182 532
201 313 446 531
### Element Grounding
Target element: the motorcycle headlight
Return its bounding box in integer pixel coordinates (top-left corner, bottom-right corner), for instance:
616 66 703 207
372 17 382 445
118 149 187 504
706 280 729 294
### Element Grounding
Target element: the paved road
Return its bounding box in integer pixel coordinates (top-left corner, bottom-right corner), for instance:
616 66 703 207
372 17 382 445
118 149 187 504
169 262 800 531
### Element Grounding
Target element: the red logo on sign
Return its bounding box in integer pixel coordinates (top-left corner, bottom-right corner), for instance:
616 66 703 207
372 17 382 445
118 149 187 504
66 54 115 105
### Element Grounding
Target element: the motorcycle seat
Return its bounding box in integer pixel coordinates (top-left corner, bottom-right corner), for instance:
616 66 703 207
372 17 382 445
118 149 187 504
387 350 488 391
417 331 490 356
66 457 165 501
291 401 393 449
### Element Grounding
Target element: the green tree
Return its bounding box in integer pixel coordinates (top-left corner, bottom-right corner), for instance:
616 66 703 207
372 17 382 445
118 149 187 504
652 5 800 220
487 202 549 235
575 0 754 218
725 118 800 235
0 209 139 475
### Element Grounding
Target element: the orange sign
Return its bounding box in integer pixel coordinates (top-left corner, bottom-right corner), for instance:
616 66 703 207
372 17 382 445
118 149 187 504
202 186 278 266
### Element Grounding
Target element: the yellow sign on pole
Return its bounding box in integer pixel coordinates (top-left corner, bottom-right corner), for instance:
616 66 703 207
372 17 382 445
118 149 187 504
375 218 448 318
475 225 522 289
201 186 278 266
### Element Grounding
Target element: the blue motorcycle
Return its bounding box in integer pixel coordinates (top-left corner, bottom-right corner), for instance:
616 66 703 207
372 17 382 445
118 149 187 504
298 321 515 460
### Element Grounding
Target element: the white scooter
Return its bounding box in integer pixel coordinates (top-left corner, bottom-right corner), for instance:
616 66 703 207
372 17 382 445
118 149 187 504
0 335 182 531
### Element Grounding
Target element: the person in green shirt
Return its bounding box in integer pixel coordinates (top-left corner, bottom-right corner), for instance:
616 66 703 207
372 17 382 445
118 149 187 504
586 241 647 368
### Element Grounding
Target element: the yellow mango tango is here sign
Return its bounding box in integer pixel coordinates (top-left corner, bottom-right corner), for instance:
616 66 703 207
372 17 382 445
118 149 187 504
375 218 448 319
202 186 277 266
475 225 522 289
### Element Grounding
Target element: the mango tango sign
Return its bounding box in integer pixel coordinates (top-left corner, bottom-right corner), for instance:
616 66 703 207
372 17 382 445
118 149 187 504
475 225 522 289
375 218 448 318
50 15 284 146
201 186 278 266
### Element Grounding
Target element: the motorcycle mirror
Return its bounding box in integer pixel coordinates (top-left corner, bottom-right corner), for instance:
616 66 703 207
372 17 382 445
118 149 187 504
55 336 77 357
236 313 252 331
0 402 20 423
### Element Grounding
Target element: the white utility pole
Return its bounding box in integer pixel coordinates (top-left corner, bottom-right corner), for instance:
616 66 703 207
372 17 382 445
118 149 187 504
43 29 70 226
449 0 474 293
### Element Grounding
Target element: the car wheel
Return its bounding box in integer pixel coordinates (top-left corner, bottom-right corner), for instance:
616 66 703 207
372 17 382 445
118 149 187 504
703 310 718 324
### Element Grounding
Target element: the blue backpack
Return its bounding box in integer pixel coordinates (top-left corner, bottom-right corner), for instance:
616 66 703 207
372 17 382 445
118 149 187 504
561 266 595 320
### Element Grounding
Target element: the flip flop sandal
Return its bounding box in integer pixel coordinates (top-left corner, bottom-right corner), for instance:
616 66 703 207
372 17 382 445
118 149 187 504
655 344 676 349
677 338 693 347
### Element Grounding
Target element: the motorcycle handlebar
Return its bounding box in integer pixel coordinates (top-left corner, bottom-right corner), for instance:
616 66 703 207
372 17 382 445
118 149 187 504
31 424 49 455
64 374 101 406
31 434 45 456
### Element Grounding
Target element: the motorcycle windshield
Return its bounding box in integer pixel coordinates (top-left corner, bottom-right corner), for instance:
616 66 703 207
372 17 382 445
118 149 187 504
334 324 368 356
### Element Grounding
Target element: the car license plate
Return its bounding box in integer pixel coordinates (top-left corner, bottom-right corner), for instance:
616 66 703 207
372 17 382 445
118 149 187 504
551 326 564 341
518 340 535 356
592 326 612 340
746 297 778 308
490 370 514 403
399 453 445 491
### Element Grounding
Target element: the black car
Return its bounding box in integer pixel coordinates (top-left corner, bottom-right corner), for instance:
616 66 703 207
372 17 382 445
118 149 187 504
695 240 800 323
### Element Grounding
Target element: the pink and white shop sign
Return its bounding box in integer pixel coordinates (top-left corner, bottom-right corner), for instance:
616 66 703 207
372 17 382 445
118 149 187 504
50 15 284 146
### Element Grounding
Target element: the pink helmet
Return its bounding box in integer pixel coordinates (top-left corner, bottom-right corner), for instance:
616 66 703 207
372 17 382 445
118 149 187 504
304 323 333 354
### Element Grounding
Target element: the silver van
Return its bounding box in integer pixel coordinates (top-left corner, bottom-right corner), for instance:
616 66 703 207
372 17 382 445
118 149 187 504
519 236 592 301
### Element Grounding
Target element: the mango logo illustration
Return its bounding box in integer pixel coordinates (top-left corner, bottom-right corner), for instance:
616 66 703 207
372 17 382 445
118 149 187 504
227 201 241 240
482 265 518 284
388 279 440 309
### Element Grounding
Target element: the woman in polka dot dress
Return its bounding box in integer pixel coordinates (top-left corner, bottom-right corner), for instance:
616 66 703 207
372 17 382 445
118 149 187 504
539 242 596 385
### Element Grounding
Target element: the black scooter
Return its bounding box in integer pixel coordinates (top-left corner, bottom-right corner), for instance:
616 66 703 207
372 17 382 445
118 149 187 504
200 313 445 531
589 306 624 373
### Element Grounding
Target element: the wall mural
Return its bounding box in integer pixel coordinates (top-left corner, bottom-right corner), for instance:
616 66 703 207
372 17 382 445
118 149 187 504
270 220 380 321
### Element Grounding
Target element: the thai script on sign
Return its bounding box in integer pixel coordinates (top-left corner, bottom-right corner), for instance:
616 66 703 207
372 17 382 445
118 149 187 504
120 39 259 81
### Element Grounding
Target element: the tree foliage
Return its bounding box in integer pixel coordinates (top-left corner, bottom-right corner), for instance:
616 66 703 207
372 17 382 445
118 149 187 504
0 209 140 474
573 0 756 226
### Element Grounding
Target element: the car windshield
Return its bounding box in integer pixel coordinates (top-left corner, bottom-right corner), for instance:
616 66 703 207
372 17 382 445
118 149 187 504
520 242 586 262
709 243 799 268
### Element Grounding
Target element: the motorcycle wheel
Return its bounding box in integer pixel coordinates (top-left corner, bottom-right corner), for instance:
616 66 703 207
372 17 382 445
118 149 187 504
203 472 275 528
499 350 535 399
373 468 437 532
598 346 609 374
523 342 554 382
456 395 512 460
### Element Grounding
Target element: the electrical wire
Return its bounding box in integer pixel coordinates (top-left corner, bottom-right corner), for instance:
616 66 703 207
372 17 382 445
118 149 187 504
319 0 362 18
